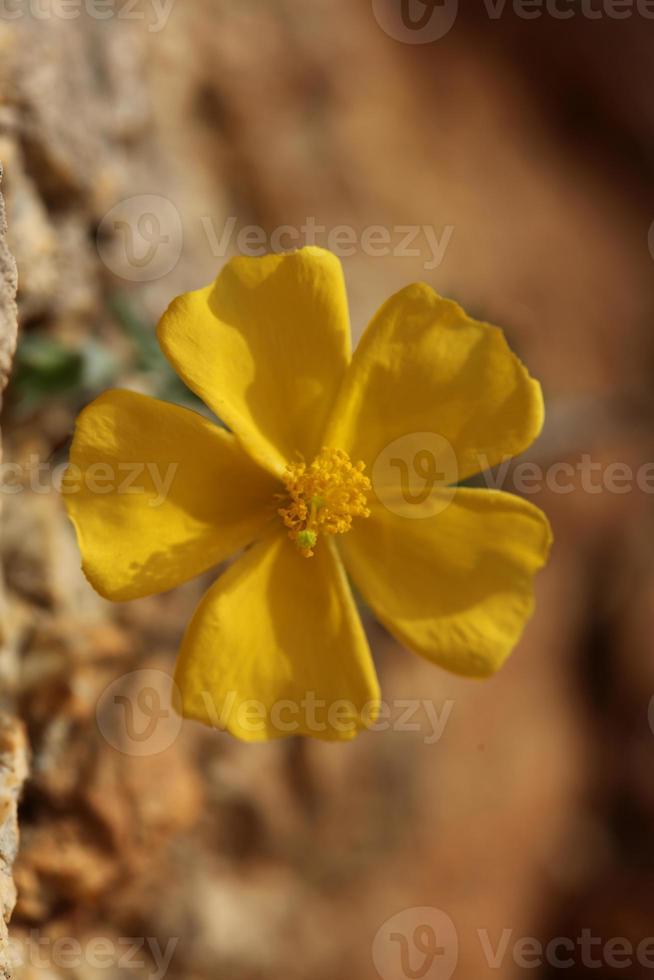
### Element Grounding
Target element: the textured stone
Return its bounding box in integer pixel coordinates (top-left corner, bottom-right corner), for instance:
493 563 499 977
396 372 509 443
0 168 16 402
0 719 27 980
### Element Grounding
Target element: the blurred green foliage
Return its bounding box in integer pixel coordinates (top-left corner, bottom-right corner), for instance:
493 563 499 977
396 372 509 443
10 293 203 416
12 333 117 414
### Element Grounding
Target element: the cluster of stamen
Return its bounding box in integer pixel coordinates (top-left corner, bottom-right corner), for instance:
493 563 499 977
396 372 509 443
278 447 371 557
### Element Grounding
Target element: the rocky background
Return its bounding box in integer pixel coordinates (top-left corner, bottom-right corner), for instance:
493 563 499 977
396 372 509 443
0 2 653 978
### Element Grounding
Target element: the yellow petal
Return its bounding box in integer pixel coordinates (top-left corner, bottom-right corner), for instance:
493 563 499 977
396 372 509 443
175 531 380 742
157 247 351 475
63 389 278 601
340 489 552 677
324 283 544 481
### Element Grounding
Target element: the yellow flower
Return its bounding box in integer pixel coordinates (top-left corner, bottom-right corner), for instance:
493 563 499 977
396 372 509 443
63 247 551 742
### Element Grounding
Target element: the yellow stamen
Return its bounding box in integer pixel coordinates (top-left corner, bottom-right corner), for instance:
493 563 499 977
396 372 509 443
278 447 371 557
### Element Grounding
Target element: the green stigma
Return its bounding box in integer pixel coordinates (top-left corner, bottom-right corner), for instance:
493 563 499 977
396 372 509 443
297 529 317 551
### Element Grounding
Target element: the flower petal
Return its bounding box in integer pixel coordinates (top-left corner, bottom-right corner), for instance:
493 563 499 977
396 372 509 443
63 389 278 601
325 283 543 481
340 489 552 677
157 247 351 475
175 531 380 742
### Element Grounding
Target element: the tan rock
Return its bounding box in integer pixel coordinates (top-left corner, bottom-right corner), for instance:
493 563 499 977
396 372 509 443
0 167 17 402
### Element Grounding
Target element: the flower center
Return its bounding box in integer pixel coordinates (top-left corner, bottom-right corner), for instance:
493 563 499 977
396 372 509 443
278 447 371 557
